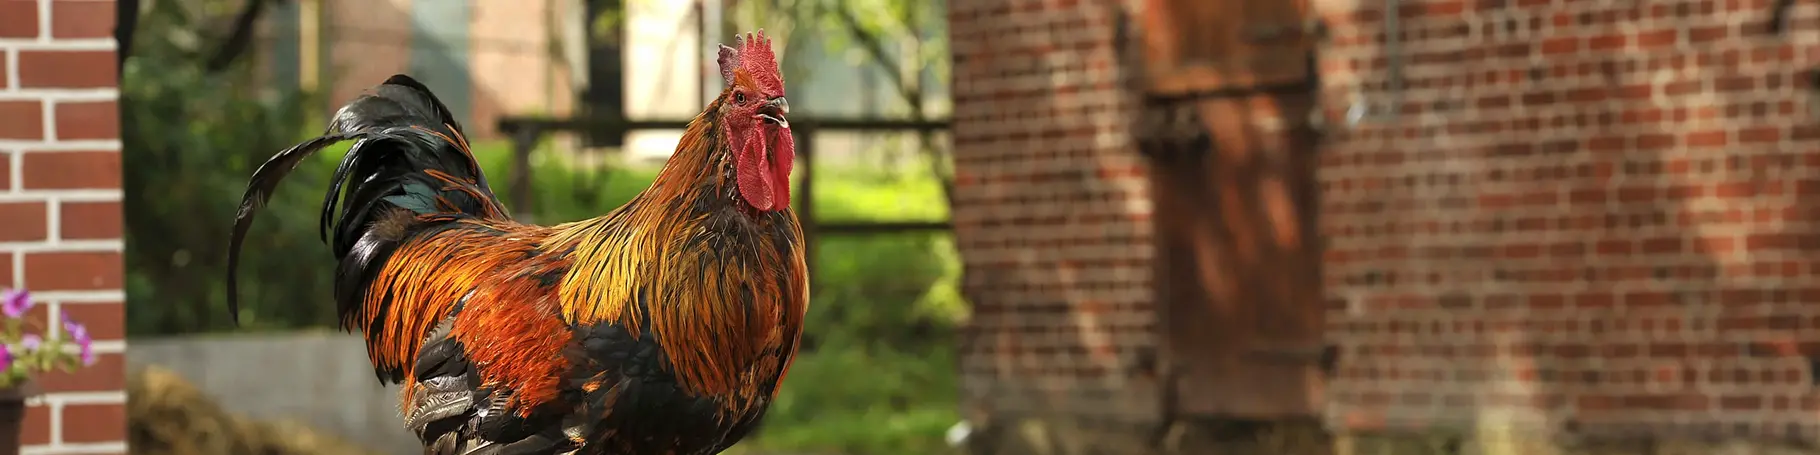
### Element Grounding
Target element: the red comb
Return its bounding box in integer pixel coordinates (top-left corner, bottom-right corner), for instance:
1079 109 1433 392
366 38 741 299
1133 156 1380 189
736 30 776 70
717 29 785 95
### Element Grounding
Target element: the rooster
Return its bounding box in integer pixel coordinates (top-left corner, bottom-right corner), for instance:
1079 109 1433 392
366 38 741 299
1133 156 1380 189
225 31 807 455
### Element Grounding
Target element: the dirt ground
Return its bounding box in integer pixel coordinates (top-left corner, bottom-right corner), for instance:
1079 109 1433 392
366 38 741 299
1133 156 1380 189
126 366 383 455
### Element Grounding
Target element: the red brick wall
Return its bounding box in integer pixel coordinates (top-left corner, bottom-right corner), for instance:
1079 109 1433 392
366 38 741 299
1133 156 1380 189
0 0 128 452
954 0 1820 442
948 0 1162 419
1317 0 1820 437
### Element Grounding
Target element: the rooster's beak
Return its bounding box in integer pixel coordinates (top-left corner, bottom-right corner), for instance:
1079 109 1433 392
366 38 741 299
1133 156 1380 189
758 97 789 128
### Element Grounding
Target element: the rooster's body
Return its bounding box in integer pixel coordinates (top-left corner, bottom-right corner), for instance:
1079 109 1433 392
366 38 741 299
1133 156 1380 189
226 32 807 455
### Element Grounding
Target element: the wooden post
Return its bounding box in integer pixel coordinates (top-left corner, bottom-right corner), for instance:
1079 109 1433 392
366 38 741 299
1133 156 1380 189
699 0 722 106
509 126 541 221
299 0 320 92
796 127 817 281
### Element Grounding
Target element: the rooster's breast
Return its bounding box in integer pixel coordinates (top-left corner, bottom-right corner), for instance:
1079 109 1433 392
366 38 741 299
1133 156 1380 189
567 320 778 455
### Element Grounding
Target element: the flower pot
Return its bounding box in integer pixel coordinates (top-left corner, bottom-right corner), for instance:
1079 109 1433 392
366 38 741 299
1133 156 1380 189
0 382 38 455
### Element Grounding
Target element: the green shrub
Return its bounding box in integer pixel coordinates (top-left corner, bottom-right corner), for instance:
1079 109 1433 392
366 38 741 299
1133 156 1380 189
120 1 335 333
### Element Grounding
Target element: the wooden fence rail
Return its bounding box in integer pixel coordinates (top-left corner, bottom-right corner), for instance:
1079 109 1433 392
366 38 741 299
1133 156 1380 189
497 115 954 276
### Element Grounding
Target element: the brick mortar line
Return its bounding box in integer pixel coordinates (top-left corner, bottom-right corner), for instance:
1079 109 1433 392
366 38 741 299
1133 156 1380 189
39 343 122 359
45 399 58 447
24 443 129 455
43 301 57 339
40 391 124 406
1317 157 1812 174
1312 159 1810 180
0 91 120 101
0 41 117 51
3 49 15 91
1316 222 1815 233
42 190 56 244
1330 92 1808 113
0 143 125 152
5 151 15 193
32 0 47 42
36 100 51 143
1310 157 1797 176
0 191 125 202
33 291 123 302
0 240 124 251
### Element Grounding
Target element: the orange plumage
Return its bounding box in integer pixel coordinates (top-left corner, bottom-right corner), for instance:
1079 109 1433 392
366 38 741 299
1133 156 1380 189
226 31 807 455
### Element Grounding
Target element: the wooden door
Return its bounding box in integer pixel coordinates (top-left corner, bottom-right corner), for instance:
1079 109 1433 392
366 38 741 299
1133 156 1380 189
1137 0 1327 418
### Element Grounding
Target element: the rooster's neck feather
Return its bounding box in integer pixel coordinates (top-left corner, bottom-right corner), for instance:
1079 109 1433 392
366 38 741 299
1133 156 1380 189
539 93 805 402
644 96 734 208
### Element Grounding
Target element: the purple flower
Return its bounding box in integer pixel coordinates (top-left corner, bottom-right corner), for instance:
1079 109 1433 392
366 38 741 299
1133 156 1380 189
19 335 39 352
1 289 30 319
0 344 12 372
60 313 93 367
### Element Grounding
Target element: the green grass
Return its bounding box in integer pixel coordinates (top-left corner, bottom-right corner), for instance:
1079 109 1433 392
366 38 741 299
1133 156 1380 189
744 347 963 455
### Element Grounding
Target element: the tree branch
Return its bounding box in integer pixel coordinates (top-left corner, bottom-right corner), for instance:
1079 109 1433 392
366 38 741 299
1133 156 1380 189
823 1 954 207
823 2 918 105
205 0 278 73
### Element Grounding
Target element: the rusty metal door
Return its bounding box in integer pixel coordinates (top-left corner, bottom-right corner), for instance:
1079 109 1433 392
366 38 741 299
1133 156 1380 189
1136 0 1327 418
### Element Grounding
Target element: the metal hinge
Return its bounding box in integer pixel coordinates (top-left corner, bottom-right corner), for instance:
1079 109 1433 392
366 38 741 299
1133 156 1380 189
1133 100 1213 162
1241 18 1328 44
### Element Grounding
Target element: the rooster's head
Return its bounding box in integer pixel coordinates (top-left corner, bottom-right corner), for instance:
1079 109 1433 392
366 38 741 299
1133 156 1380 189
716 30 793 213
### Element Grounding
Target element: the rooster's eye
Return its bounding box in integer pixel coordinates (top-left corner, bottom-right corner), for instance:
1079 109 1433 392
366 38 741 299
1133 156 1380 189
735 92 746 104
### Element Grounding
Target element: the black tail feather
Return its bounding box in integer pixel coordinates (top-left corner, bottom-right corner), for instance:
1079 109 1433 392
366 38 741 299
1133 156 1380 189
226 74 504 327
227 132 360 325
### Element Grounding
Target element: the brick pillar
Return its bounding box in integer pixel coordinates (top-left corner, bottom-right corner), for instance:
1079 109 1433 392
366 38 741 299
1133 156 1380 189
1317 0 1820 439
0 0 128 452
949 0 1160 420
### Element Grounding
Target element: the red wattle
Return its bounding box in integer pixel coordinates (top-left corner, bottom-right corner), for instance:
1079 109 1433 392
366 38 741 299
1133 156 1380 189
736 130 774 211
769 127 795 206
